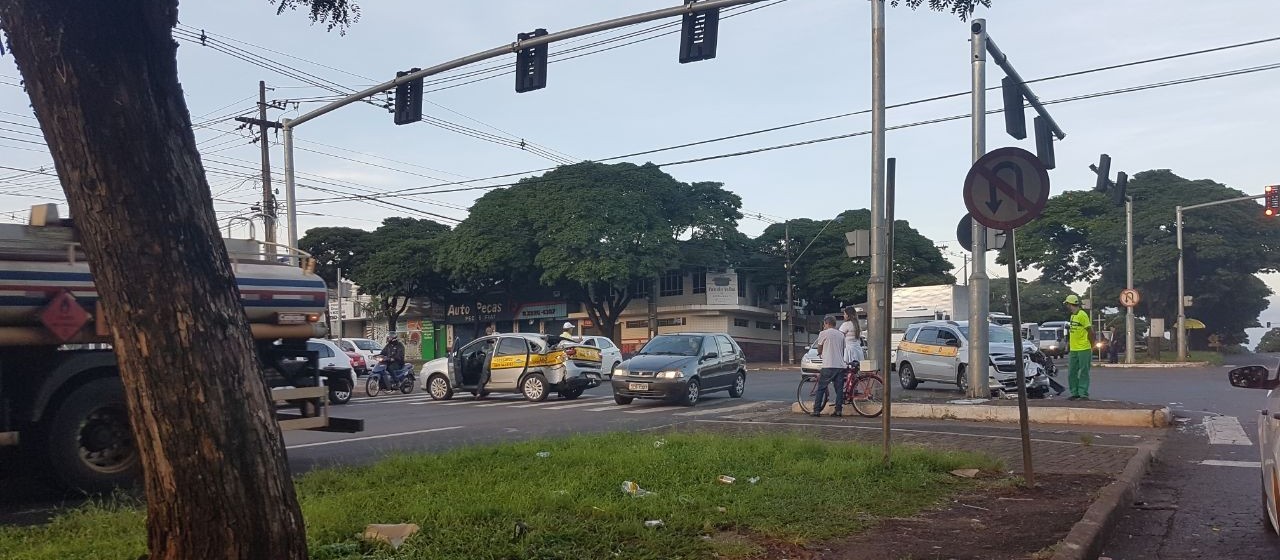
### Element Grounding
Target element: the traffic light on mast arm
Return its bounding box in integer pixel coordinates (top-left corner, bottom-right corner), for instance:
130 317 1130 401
1266 185 1280 217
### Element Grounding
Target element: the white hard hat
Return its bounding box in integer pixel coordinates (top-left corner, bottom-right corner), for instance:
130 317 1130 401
563 322 574 329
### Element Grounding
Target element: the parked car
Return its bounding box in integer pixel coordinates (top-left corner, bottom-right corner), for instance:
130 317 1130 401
345 351 368 377
306 338 357 405
895 320 1048 397
578 335 624 378
338 337 383 363
801 346 823 374
610 333 747 406
1226 361 1280 534
419 333 604 402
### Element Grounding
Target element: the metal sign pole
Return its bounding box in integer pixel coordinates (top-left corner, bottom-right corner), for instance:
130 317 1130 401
1125 197 1136 364
967 19 990 398
882 157 896 467
1005 229 1034 485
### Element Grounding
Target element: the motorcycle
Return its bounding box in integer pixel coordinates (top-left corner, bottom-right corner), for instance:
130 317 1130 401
365 355 416 396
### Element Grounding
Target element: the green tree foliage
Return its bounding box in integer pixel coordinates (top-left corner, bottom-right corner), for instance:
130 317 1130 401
891 0 991 19
754 210 955 313
297 226 373 286
1256 328 1280 353
1012 170 1280 347
989 279 1075 325
440 162 742 339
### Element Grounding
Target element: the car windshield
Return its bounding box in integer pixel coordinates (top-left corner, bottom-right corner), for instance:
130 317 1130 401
958 325 1017 344
353 340 381 351
637 335 703 356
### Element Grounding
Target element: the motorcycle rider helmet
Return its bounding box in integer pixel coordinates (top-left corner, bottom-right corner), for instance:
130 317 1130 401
387 331 398 341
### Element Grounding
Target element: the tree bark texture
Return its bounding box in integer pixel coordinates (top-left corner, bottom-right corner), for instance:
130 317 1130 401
0 2 307 559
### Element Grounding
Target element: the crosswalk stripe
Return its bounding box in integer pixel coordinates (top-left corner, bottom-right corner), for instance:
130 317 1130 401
544 399 612 410
672 402 772 417
514 396 603 409
1197 460 1262 468
1204 415 1253 446
586 405 620 411
623 406 682 414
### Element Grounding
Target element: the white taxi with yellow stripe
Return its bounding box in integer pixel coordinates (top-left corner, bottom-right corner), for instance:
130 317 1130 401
420 333 603 402
896 320 1048 396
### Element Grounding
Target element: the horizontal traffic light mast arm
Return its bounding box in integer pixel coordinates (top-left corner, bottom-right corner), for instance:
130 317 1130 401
283 0 763 129
1179 192 1265 212
985 37 1066 141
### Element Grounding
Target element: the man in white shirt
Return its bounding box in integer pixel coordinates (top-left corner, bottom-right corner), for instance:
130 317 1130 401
812 316 847 417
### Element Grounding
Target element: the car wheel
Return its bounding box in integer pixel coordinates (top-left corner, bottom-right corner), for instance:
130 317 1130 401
328 379 352 404
427 374 453 401
899 362 919 390
728 372 746 398
522 373 549 402
678 378 701 407
560 387 584 400
45 378 140 493
956 365 969 392
614 394 634 405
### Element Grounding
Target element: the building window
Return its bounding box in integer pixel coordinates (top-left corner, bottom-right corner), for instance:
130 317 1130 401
692 272 707 294
757 321 778 330
737 273 746 298
630 279 650 299
659 271 683 297
733 318 749 328
624 320 647 329
657 317 685 327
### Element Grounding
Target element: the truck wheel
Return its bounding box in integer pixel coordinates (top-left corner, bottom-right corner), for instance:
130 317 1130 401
45 378 140 493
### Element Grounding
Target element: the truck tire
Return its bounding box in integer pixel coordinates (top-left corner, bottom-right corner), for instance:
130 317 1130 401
45 377 140 493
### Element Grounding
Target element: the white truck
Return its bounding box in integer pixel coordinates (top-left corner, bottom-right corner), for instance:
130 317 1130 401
0 205 362 492
889 285 971 367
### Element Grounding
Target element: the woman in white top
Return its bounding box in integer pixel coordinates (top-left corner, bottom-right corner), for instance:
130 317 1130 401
839 306 864 366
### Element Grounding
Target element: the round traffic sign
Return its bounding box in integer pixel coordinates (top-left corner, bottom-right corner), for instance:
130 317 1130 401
962 147 1051 230
1119 288 1141 308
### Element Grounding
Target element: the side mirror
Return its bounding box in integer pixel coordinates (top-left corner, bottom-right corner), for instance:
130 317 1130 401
702 352 718 360
1228 365 1280 390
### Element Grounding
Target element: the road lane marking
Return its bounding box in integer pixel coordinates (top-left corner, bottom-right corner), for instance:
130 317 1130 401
586 405 622 411
543 399 612 410
512 396 603 408
474 399 529 407
286 426 463 449
1197 460 1262 468
672 401 778 417
1204 415 1253 446
623 406 683 414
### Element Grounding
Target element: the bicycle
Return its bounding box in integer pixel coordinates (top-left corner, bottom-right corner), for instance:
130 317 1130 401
796 362 886 418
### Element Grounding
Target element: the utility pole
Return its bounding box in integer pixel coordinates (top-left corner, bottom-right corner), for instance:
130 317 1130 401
867 0 888 374
235 81 283 257
785 221 795 364
336 267 344 339
1125 197 1135 364
967 19 990 398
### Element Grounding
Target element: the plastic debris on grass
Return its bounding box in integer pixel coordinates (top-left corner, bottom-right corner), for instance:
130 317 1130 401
950 468 980 478
717 475 736 485
644 519 665 529
654 439 667 448
621 480 653 497
360 523 420 550
747 476 760 484
536 451 551 458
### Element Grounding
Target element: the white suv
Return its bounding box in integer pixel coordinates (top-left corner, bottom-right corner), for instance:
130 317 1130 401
895 320 1048 396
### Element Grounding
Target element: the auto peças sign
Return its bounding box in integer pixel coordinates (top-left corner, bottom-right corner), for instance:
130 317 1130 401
445 299 512 324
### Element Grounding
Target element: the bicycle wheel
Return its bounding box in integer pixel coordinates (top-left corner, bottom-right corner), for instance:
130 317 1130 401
797 374 826 414
851 374 885 418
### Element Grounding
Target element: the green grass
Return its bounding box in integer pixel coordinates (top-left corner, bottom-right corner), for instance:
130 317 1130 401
0 433 999 560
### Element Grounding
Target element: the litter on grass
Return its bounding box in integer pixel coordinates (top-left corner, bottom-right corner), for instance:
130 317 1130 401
360 524 420 550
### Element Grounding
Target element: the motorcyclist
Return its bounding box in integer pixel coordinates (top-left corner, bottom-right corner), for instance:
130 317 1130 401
378 332 406 389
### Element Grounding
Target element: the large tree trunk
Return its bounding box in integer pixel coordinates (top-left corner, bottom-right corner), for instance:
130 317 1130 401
0 2 307 559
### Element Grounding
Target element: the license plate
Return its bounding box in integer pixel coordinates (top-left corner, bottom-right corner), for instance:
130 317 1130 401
628 382 648 391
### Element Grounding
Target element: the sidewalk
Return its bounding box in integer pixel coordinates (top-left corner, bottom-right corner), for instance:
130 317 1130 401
662 412 1164 560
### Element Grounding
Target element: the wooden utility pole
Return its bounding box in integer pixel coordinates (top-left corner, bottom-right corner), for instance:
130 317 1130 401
235 81 282 256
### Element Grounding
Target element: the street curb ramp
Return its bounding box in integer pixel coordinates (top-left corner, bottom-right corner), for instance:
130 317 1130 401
1050 440 1162 560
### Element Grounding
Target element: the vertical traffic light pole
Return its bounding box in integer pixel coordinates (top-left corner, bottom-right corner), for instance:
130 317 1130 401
1175 192 1267 361
967 19 990 398
276 0 764 251
867 0 888 378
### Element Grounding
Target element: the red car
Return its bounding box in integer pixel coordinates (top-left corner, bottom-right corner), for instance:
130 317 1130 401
346 351 368 376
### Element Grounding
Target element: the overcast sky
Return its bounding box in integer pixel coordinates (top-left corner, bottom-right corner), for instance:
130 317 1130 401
0 0 1277 342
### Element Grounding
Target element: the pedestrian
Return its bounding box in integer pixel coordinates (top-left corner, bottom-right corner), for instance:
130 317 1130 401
1107 327 1121 364
839 306 864 368
1064 295 1094 400
812 316 847 417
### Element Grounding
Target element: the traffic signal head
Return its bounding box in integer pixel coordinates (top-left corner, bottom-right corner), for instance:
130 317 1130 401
1112 172 1128 206
679 5 720 63
515 29 549 93
1266 185 1280 217
393 69 423 125
1094 154 1111 192
1002 76 1027 140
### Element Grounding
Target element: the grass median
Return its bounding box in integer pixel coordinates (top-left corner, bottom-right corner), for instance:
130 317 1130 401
0 432 999 560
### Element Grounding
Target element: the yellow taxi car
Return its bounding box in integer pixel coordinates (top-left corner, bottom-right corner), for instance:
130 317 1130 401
420 333 604 402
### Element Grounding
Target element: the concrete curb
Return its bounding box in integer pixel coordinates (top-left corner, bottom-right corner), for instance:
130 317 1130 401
789 402 1173 428
1093 362 1210 368
1050 440 1162 560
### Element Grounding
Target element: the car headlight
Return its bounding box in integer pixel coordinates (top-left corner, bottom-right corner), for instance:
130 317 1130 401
657 370 684 379
1096 342 1104 348
613 365 627 376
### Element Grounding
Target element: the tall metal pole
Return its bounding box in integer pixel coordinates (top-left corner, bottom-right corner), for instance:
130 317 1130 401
1176 206 1186 361
967 19 991 398
867 0 888 374
1125 197 1136 364
336 267 344 339
282 117 299 257
882 157 896 466
1006 229 1034 485
257 81 277 258
786 222 796 364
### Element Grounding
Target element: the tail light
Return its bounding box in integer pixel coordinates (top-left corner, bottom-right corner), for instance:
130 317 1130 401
565 347 577 357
